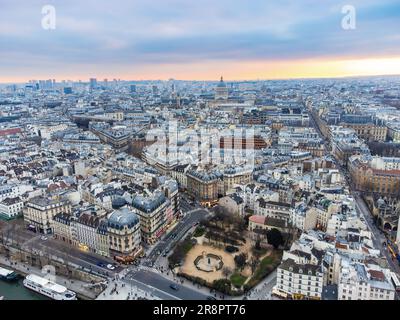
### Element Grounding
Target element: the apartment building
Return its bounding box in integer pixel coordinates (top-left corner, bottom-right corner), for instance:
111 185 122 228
186 170 220 207
107 207 142 257
73 213 109 257
338 263 395 300
254 199 292 223
349 155 400 199
132 192 170 244
0 197 24 219
52 212 74 245
274 258 324 300
23 196 72 234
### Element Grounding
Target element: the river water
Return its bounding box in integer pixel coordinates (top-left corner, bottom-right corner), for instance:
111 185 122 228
0 278 50 300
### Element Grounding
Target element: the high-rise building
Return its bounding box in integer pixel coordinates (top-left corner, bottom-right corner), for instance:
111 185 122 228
89 78 97 89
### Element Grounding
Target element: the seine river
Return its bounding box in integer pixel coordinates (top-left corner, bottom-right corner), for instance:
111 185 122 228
0 278 50 300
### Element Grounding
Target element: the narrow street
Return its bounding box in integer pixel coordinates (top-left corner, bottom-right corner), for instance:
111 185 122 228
354 194 400 274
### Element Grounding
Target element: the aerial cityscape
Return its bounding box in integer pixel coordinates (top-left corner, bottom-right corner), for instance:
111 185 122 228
1 0 400 307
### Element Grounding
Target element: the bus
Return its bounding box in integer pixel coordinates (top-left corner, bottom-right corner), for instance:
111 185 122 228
387 243 400 264
114 255 134 264
390 272 400 292
271 287 288 299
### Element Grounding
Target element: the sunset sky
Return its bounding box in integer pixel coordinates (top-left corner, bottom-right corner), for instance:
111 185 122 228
0 0 400 82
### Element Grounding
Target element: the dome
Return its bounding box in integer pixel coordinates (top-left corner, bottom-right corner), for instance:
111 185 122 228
217 76 226 88
108 207 139 230
112 196 127 209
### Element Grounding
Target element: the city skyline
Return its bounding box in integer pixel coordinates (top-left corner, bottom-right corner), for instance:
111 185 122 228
2 0 400 301
1 0 400 82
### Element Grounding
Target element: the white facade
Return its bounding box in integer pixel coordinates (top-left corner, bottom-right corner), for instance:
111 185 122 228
275 259 324 300
0 184 33 202
0 197 24 218
338 263 395 300
370 156 400 171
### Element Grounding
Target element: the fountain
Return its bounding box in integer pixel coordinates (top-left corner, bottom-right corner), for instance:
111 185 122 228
194 252 223 272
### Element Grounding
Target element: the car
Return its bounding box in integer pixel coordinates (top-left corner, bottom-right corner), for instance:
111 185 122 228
163 251 168 257
106 264 116 270
169 284 179 291
96 262 107 268
27 225 37 233
40 236 48 241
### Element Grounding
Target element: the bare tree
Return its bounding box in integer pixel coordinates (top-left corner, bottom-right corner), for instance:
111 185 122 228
222 267 232 279
250 257 258 275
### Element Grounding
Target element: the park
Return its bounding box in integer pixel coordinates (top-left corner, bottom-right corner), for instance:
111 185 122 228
168 207 284 295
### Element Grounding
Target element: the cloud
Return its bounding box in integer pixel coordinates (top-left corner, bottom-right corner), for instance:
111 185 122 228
0 0 399 80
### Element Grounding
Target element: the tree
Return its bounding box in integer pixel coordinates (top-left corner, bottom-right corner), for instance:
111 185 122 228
243 213 252 226
212 279 231 294
222 267 232 279
266 228 284 249
168 243 185 267
250 257 258 275
234 253 247 271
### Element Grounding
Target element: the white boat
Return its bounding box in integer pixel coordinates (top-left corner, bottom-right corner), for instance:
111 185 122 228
0 266 19 281
23 274 77 300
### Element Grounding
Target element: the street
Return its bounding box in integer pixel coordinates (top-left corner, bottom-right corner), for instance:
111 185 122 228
144 208 209 267
244 270 277 300
1 223 122 277
310 107 400 275
354 194 400 274
124 268 210 300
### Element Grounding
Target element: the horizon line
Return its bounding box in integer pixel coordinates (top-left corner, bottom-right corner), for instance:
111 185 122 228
2 73 400 85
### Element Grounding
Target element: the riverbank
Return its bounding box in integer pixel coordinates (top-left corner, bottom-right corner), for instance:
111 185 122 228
0 278 50 300
0 255 104 300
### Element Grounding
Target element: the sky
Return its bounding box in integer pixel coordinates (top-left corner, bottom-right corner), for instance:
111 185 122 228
0 0 400 82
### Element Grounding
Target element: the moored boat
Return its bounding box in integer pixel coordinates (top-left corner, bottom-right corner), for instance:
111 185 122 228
23 274 77 300
0 266 19 282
